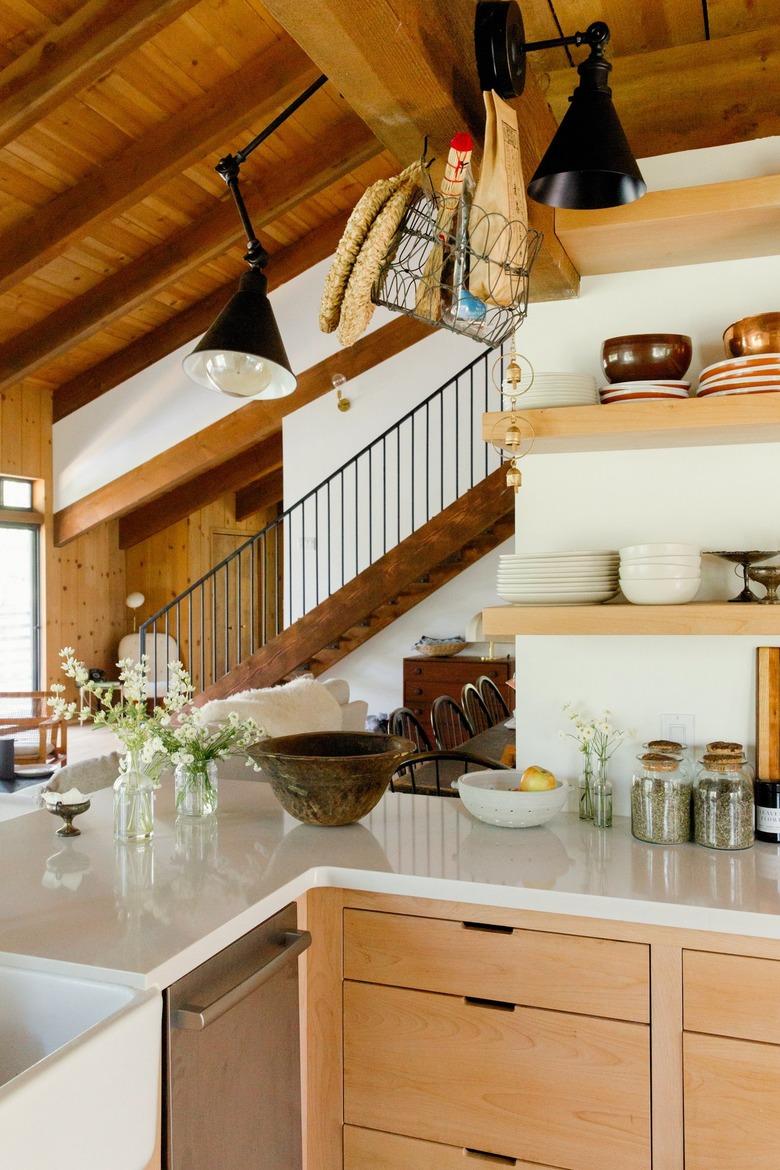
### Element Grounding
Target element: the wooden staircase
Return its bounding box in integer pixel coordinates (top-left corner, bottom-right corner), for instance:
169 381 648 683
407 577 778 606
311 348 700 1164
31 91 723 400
198 466 513 701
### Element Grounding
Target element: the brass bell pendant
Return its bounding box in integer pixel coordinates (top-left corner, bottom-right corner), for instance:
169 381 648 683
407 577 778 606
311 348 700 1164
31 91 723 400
506 459 522 492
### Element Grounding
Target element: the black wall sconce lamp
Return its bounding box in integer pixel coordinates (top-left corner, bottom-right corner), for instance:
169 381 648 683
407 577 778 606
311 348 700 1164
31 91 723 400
183 74 327 400
475 0 646 210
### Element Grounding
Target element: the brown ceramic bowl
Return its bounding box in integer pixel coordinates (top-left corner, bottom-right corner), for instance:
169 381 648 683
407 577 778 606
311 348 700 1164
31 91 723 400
601 334 693 383
723 313 780 357
249 731 415 826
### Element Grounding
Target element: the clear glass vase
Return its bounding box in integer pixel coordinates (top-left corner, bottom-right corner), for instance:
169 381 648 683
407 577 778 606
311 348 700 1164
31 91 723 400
175 760 218 818
579 757 594 821
592 757 613 829
114 749 155 842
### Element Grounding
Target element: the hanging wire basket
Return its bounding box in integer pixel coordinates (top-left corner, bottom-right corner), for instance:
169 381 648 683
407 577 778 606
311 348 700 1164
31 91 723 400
372 192 543 348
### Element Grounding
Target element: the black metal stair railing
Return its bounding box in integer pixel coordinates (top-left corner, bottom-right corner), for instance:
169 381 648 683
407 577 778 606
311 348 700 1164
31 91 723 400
139 344 504 695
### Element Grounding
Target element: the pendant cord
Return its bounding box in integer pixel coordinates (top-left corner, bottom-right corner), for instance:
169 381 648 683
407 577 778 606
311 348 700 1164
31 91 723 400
215 72 328 267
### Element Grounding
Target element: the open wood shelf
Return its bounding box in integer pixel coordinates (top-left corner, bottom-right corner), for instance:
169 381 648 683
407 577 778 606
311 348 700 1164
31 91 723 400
482 603 780 637
482 392 780 455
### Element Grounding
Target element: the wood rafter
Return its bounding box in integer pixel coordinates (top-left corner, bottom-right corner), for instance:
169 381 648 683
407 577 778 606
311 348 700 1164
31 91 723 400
235 468 284 522
0 40 319 296
258 0 579 302
51 213 350 421
12 124 378 409
54 314 432 546
544 26 780 158
0 0 198 152
118 433 283 549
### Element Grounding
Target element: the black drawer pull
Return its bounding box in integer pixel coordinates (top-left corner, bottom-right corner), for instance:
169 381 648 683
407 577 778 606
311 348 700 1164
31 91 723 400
464 996 515 1012
462 920 513 934
465 1149 517 1165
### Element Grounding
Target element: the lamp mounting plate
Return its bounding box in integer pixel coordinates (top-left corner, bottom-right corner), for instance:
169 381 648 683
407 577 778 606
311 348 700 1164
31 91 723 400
475 0 526 98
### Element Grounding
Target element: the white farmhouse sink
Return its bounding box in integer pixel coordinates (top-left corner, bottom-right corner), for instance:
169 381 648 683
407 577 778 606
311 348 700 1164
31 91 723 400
0 966 161 1170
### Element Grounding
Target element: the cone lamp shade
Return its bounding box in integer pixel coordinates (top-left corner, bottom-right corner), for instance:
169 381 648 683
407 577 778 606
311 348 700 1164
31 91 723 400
183 267 296 400
527 56 647 210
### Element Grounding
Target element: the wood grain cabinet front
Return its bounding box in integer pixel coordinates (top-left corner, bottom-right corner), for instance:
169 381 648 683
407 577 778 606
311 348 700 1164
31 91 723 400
684 949 780 1043
344 909 650 1023
343 981 651 1170
684 1031 780 1170
344 1125 562 1169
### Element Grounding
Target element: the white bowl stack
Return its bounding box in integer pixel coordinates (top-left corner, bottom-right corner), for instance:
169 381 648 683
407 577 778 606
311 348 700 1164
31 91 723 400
510 372 598 409
619 543 701 604
497 551 620 606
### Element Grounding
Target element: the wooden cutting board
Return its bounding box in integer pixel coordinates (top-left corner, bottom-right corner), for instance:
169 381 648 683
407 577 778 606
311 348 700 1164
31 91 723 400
757 647 780 780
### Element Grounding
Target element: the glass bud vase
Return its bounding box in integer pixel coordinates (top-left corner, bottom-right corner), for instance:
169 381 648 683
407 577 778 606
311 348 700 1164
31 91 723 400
592 770 613 830
175 760 218 818
579 758 594 821
114 749 155 842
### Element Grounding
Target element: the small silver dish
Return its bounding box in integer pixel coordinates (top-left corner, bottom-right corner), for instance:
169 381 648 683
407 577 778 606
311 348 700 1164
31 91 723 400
46 798 91 837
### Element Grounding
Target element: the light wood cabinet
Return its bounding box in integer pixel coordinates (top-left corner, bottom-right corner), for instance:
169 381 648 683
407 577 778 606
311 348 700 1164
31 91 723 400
684 1032 780 1170
344 981 651 1170
344 909 649 1023
344 1125 561 1169
684 949 780 1043
302 888 780 1170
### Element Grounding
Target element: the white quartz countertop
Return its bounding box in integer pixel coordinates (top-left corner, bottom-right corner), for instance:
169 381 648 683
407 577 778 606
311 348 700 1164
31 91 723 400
4 777 780 989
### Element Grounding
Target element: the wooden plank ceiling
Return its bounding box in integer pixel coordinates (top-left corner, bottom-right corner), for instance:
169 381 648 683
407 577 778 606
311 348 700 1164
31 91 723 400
0 0 774 546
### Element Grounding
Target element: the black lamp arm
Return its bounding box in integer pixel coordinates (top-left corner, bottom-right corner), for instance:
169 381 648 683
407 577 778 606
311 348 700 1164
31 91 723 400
522 21 610 58
214 72 328 269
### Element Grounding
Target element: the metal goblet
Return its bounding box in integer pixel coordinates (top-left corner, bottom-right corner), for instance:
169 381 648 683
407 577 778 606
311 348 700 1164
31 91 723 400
749 566 780 605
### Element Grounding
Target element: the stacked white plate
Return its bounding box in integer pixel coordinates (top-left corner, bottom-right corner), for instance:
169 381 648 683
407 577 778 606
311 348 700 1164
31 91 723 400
509 372 598 409
600 381 690 405
620 543 701 604
696 353 780 397
497 551 619 605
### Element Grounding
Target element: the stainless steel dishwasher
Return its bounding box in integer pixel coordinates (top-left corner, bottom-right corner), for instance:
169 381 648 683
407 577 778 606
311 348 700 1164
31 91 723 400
164 903 311 1170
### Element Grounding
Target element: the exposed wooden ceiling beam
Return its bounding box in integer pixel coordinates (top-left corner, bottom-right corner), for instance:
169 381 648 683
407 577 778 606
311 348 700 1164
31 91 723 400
54 313 432 546
0 0 197 152
235 468 285 522
556 173 780 275
544 27 780 158
118 434 283 548
0 41 319 296
9 121 379 406
52 212 349 421
258 0 579 303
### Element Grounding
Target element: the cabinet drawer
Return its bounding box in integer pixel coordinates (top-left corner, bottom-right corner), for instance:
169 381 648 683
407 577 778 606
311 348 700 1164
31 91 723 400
404 660 507 683
684 1031 780 1170
344 1126 560 1169
344 910 649 1023
403 681 469 704
344 982 650 1170
684 950 780 1042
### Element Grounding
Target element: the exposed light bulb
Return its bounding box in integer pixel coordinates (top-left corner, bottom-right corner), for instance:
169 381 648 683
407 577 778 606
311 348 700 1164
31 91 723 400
203 351 276 398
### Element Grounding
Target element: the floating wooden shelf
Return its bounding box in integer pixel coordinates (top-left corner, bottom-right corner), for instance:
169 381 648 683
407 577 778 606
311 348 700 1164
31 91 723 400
482 392 780 455
482 603 780 637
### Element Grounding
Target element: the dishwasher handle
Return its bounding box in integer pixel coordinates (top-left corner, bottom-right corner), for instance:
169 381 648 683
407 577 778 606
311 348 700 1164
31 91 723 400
172 929 312 1031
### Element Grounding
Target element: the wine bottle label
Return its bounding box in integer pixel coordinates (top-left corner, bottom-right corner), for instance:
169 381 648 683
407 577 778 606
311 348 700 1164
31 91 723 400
757 806 780 833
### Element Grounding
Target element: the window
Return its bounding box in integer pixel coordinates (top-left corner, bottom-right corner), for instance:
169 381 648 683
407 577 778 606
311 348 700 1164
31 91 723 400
0 476 33 510
0 478 40 689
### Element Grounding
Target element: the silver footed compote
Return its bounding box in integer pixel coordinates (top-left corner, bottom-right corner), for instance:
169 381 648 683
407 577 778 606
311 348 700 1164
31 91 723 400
706 550 780 602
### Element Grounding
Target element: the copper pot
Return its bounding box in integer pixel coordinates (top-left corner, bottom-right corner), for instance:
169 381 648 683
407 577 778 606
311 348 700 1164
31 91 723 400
723 313 780 357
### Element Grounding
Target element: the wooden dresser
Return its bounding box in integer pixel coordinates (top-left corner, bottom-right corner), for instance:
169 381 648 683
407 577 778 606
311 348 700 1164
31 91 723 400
402 654 514 734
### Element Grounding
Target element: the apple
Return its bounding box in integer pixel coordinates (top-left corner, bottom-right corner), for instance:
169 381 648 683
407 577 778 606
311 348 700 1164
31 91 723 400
518 765 556 792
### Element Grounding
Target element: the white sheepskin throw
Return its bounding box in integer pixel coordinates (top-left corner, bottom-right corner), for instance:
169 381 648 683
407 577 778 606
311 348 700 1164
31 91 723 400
199 676 342 737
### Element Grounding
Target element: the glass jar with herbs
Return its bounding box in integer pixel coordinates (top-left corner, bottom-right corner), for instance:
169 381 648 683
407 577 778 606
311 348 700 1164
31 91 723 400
693 752 754 851
631 753 692 845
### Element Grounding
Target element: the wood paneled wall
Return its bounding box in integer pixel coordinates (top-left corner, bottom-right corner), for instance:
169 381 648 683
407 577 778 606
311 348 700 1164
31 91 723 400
0 385 126 688
125 493 278 650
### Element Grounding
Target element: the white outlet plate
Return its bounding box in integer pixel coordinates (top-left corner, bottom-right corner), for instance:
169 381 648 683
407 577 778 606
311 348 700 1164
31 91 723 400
660 713 695 751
